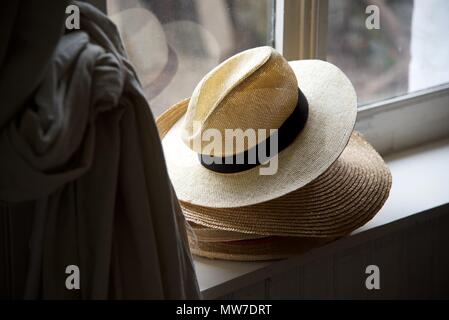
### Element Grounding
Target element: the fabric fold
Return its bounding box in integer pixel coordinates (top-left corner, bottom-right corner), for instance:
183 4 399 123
0 1 199 299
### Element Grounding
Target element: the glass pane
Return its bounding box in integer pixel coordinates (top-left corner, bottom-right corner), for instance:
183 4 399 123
107 0 275 116
327 0 449 106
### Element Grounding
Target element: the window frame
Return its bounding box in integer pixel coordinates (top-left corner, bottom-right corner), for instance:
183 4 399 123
276 0 328 60
276 0 449 155
96 0 449 155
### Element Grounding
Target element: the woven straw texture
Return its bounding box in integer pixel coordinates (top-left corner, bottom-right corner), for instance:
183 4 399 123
181 132 391 237
158 58 358 208
156 51 392 261
188 223 268 242
182 46 298 156
188 235 335 261
184 131 391 261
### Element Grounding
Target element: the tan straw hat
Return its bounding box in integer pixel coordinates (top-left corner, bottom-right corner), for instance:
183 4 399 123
188 234 335 261
157 46 392 260
182 132 391 261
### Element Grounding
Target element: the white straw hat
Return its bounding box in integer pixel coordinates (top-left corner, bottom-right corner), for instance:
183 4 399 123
156 46 392 260
158 46 358 207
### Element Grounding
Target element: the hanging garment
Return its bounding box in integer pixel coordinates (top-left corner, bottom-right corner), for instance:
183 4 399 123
0 1 199 299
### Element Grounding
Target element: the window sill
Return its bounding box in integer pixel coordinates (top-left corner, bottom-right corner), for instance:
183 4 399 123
193 137 449 299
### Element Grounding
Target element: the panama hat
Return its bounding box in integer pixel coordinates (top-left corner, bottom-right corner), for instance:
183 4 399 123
178 131 391 260
157 46 392 260
159 46 362 207
182 131 391 260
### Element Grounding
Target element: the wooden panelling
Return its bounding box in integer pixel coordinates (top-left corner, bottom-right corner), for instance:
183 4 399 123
214 205 449 300
231 281 266 300
432 213 449 298
216 293 235 300
370 231 406 299
333 244 370 299
403 219 435 299
268 267 302 299
302 257 334 299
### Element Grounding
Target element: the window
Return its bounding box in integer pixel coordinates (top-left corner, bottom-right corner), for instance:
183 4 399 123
107 0 275 116
327 0 449 106
102 0 449 154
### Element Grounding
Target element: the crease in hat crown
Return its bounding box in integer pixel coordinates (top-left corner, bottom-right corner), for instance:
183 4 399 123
181 46 299 157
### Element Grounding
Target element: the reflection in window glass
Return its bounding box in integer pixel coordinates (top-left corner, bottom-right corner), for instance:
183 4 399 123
107 0 275 116
327 0 449 106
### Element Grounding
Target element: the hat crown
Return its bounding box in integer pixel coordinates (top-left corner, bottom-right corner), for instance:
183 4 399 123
181 46 298 157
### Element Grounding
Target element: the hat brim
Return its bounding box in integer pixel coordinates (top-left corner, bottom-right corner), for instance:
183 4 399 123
158 60 358 208
180 132 391 237
188 235 336 261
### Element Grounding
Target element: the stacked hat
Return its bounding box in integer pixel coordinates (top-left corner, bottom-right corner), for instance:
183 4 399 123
157 46 392 261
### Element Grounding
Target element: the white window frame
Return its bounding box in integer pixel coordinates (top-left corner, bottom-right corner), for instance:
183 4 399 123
276 0 328 60
97 0 449 156
276 0 449 155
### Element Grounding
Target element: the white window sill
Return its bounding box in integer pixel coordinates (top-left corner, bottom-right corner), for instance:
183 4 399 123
193 137 449 298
